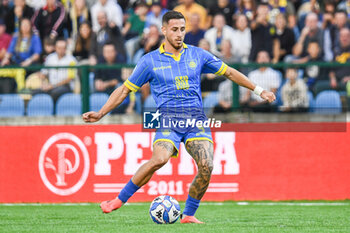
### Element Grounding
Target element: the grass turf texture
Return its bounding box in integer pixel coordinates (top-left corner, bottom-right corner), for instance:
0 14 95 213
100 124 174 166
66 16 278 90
1 202 349 233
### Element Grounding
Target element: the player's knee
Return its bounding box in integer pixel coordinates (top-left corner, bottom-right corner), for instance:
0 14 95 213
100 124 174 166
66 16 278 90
150 157 168 170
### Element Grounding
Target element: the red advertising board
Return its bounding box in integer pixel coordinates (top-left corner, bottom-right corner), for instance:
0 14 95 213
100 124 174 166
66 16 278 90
0 124 349 202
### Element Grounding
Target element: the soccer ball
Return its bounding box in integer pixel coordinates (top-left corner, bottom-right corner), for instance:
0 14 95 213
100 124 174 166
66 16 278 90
149 195 181 224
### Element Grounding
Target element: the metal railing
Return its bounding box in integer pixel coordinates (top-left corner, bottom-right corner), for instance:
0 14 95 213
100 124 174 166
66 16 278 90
0 62 349 114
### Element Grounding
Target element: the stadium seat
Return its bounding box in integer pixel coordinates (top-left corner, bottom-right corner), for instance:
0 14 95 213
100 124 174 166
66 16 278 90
56 93 82 116
144 95 157 109
0 94 25 117
89 93 109 112
27 94 54 116
203 92 218 115
314 90 342 114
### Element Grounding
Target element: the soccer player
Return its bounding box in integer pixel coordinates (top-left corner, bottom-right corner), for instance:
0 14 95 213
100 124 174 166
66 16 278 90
82 11 275 224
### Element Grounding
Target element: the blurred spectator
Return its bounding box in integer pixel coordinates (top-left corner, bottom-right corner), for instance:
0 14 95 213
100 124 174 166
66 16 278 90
232 14 251 63
241 50 281 112
173 0 209 31
213 79 232 113
0 17 16 94
122 2 148 63
204 14 234 57
237 0 257 21
36 39 78 101
94 43 122 95
208 0 236 27
122 2 148 39
322 0 337 62
91 0 123 32
267 0 296 24
5 0 34 34
329 10 350 54
67 0 91 44
32 0 66 43
26 0 46 10
274 13 295 62
144 1 168 32
198 38 210 51
249 3 278 62
0 0 10 21
198 38 225 92
73 21 92 62
287 14 300 41
315 27 350 94
337 0 350 16
0 19 12 62
297 0 320 29
219 39 239 64
184 13 205 46
1 18 42 66
292 12 323 59
89 10 126 65
94 42 135 114
133 24 162 63
294 41 328 91
297 0 320 18
40 36 55 63
280 68 309 112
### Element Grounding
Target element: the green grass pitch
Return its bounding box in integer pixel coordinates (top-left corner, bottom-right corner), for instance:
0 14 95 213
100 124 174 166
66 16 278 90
1 201 349 233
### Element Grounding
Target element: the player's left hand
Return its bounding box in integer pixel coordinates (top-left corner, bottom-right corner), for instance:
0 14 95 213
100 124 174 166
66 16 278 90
260 90 276 103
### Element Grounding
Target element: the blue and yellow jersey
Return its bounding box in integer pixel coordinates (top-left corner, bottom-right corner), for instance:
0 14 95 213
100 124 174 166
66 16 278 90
124 43 228 112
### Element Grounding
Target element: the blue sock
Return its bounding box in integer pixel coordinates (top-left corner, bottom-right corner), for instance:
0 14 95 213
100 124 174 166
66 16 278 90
183 195 200 216
118 179 140 203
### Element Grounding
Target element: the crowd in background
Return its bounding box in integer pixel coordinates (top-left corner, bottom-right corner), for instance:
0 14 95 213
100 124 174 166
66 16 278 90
0 0 349 114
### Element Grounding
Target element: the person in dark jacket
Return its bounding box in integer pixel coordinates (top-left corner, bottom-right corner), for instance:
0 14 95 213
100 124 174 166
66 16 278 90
32 0 66 43
5 0 34 34
89 10 126 65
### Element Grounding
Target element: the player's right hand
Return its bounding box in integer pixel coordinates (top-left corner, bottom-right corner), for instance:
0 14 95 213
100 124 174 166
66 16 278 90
82 111 103 123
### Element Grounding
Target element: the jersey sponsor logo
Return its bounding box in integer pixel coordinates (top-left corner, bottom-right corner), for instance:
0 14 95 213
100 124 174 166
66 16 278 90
38 133 90 196
153 65 172 71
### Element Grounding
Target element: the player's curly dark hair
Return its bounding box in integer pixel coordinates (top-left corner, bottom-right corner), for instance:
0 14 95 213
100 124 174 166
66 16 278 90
162 11 185 25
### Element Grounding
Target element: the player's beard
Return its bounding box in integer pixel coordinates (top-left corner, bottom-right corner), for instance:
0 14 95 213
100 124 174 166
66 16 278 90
168 37 183 50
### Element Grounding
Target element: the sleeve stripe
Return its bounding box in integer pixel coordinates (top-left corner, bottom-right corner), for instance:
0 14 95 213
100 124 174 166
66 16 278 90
124 80 139 92
126 79 140 89
215 63 228 75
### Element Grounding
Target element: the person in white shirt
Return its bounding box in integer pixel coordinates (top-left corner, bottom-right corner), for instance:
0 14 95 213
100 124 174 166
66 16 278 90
281 68 309 112
204 14 235 57
241 50 281 111
38 39 78 101
232 14 251 63
90 0 123 32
